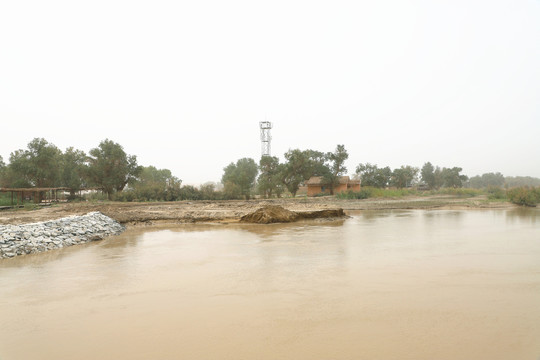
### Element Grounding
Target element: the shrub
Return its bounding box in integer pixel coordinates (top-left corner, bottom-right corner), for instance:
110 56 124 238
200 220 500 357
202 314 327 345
84 192 109 202
0 193 12 206
487 186 506 200
114 191 136 202
336 189 371 199
507 187 540 207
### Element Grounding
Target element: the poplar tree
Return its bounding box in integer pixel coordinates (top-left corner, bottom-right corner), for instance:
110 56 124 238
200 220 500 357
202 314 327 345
87 139 141 199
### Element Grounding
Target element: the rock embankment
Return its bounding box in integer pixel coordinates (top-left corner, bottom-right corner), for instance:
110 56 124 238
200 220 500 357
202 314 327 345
0 212 124 259
240 205 346 224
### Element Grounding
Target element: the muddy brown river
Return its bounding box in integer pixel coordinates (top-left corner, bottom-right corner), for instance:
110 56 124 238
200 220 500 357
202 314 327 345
1 209 539 360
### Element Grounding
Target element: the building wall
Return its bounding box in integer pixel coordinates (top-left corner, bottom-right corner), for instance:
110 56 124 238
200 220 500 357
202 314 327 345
348 183 361 192
334 184 348 193
307 182 360 196
307 185 328 196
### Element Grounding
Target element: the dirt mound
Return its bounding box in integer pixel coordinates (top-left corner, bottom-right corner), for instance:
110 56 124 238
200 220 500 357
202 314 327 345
240 205 299 224
297 208 345 219
240 205 346 224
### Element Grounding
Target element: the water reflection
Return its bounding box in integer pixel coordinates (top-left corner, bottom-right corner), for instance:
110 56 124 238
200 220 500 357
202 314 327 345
505 207 540 225
143 218 348 240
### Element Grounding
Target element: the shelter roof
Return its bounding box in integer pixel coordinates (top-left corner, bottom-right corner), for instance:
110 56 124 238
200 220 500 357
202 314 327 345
0 187 101 192
0 187 70 192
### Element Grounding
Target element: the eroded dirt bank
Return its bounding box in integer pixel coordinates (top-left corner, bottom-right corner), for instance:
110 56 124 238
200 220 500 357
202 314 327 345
0 195 514 226
240 205 346 224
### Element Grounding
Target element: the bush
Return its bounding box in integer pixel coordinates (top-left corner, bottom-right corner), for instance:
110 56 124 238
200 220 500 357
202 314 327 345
507 187 540 207
336 189 371 199
0 193 12 206
487 186 506 200
84 192 109 202
114 191 136 202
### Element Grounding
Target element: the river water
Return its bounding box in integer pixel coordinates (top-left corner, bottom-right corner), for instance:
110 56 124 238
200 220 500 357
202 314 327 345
1 209 539 360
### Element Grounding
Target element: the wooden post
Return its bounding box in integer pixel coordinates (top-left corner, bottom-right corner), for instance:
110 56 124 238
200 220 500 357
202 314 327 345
11 191 14 206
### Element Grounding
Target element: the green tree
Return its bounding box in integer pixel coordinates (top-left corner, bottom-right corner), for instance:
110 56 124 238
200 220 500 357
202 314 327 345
441 167 468 188
469 172 505 188
60 147 88 198
87 139 142 199
258 156 281 198
221 158 258 200
324 144 349 194
421 162 436 189
355 163 391 188
504 176 540 188
304 149 329 178
433 166 444 189
468 175 483 188
131 166 182 201
8 138 62 188
7 150 32 187
281 149 311 197
179 185 202 200
391 165 418 188
280 148 332 197
0 156 5 187
199 182 218 200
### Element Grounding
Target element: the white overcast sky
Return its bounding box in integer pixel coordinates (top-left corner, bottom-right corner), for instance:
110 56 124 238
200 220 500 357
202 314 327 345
1 0 539 185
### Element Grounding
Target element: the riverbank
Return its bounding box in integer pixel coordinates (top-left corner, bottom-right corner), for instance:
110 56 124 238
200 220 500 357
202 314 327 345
0 195 514 226
0 212 124 259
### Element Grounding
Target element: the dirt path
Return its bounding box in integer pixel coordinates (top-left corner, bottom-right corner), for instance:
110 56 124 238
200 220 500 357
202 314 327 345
0 196 514 226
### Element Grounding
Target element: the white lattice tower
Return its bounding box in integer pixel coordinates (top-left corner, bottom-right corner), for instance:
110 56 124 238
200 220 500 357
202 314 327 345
259 121 272 157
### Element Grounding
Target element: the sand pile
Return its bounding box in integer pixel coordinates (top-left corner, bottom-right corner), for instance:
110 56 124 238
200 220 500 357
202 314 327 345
240 205 345 224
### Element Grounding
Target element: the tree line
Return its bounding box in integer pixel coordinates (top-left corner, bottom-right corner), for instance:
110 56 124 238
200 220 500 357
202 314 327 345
222 150 474 200
0 138 239 202
1 139 539 202
223 145 349 199
223 152 540 200
0 138 143 200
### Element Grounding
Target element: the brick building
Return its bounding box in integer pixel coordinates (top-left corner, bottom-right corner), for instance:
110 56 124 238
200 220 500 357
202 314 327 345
305 176 361 196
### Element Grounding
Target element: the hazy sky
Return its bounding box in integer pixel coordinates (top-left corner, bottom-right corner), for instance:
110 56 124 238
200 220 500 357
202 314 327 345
1 0 539 185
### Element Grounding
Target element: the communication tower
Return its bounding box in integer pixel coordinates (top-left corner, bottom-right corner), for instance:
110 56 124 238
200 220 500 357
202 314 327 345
259 121 272 157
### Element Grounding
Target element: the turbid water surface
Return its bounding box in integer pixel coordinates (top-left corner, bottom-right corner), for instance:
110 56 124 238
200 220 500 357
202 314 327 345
1 209 539 360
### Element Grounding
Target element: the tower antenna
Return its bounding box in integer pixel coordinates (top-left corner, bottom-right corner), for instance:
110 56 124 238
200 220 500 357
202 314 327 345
259 121 272 157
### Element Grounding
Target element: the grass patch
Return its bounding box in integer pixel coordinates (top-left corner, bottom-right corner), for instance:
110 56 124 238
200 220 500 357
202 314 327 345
0 193 39 209
336 187 490 200
0 193 23 207
0 194 12 206
336 187 418 199
427 188 483 197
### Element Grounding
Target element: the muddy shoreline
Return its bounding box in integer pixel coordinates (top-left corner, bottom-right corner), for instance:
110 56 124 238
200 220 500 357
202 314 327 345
0 195 514 226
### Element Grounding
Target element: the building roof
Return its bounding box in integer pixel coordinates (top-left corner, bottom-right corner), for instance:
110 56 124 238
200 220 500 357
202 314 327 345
0 187 101 193
305 176 360 186
0 187 70 192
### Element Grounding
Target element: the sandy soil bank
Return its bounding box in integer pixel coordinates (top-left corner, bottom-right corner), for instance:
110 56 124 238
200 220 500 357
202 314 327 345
0 195 514 226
